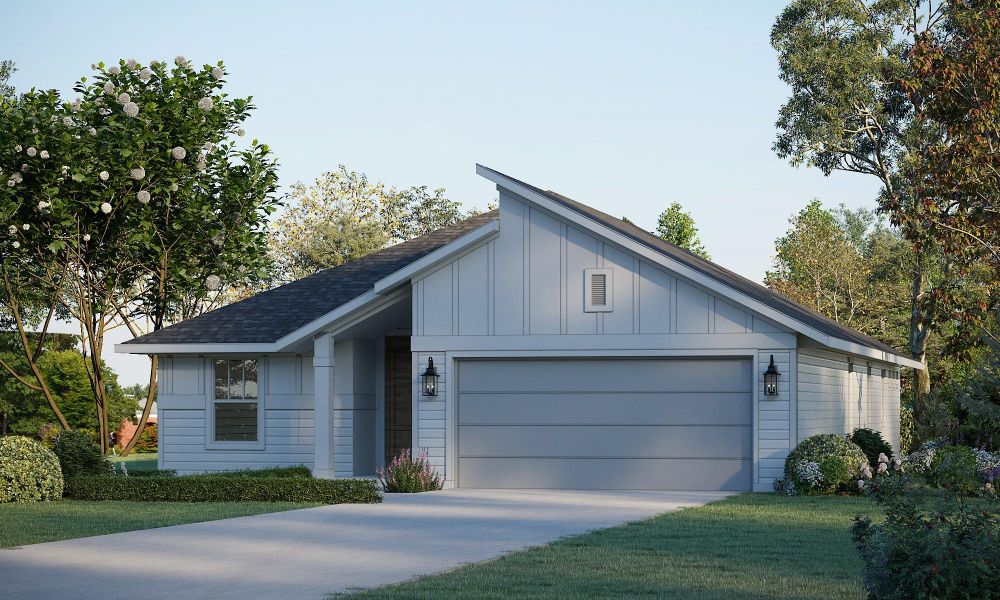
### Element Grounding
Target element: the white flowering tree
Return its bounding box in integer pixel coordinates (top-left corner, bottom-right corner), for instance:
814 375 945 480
0 57 280 453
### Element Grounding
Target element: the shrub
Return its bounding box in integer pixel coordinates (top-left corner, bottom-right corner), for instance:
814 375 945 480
853 474 1000 599
0 435 64 502
36 423 61 448
53 430 111 477
902 437 950 475
929 445 979 492
378 449 443 493
785 434 868 495
64 474 381 504
899 404 915 454
133 424 157 453
849 428 894 468
214 465 312 478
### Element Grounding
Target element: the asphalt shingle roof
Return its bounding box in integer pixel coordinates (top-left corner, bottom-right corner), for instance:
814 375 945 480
478 165 908 359
124 210 499 345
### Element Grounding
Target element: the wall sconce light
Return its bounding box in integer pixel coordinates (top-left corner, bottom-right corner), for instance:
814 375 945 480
764 355 779 396
421 357 439 397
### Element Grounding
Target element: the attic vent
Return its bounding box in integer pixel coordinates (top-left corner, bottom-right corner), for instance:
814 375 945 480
591 274 607 306
584 268 613 313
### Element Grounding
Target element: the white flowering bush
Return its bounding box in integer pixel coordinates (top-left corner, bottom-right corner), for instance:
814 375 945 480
793 460 824 490
1 57 279 451
902 438 950 475
784 433 868 495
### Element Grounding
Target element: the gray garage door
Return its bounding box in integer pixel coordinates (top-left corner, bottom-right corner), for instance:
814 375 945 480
457 358 753 491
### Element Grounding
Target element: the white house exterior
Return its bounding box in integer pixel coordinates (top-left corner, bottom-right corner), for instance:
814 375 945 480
118 166 920 492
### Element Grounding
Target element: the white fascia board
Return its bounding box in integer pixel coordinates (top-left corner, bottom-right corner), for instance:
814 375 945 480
372 220 499 295
273 286 411 352
823 337 925 369
477 165 923 370
114 343 277 355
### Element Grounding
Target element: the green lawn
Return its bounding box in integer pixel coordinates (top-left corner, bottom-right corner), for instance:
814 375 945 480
0 500 319 548
108 451 158 471
339 493 880 600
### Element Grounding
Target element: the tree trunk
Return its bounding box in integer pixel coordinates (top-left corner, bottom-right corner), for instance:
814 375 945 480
120 355 158 457
909 261 932 414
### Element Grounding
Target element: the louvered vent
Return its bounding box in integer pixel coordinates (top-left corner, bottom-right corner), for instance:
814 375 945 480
584 268 613 312
590 273 607 306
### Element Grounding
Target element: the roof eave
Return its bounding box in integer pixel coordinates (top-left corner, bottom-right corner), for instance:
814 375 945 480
477 164 922 370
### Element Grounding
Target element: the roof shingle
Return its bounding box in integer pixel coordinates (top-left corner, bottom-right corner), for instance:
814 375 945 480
125 210 499 345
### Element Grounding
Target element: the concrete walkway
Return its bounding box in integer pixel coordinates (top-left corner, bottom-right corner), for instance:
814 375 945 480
0 489 731 600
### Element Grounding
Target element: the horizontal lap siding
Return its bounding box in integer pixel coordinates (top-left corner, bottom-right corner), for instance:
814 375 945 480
158 356 315 473
757 350 791 485
416 352 446 476
796 347 901 453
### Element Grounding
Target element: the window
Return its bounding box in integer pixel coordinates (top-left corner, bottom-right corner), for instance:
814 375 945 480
213 359 259 442
584 268 614 312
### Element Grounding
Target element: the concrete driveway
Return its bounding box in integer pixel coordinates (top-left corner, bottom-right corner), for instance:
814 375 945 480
0 489 731 600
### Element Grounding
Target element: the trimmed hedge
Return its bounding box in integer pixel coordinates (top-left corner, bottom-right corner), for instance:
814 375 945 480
64 474 382 504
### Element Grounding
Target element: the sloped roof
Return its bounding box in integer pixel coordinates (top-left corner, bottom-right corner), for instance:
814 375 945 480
478 165 908 360
124 210 499 345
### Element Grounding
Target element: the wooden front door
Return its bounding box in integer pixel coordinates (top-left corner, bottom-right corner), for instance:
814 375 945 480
384 336 412 463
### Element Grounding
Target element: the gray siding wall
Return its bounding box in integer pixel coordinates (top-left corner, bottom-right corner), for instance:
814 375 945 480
413 191 790 338
797 347 901 452
157 355 314 473
411 191 797 490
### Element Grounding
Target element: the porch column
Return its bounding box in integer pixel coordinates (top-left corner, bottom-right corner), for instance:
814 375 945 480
313 332 335 478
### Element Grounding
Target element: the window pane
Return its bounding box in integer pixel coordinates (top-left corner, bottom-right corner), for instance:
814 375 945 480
214 360 229 400
243 360 258 400
214 402 257 441
228 360 244 399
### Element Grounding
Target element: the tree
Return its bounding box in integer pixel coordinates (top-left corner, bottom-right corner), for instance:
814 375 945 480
655 202 711 259
766 200 912 343
0 60 14 98
270 166 466 281
1 57 279 454
770 0 993 406
902 0 1000 330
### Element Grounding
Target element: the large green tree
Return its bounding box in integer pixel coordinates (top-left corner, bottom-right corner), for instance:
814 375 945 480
655 202 711 259
1 57 279 453
270 166 466 281
771 0 993 405
766 200 910 345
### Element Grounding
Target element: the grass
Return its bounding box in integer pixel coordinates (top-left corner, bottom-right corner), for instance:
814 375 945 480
0 499 319 548
339 493 881 600
107 451 158 471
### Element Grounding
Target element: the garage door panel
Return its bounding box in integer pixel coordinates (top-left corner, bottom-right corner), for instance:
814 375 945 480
459 425 751 459
458 458 753 491
459 392 751 426
458 359 751 394
456 358 753 491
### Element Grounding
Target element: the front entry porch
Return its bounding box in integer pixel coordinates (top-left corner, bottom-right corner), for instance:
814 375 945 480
312 292 413 479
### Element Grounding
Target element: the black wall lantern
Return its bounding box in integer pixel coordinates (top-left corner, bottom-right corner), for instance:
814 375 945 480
764 355 780 396
421 357 439 397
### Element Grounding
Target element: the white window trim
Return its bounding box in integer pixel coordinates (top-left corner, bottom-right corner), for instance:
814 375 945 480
584 268 614 312
205 357 266 450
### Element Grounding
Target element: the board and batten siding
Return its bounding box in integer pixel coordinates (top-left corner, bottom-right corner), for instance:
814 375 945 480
157 355 314 473
413 190 791 338
797 347 901 452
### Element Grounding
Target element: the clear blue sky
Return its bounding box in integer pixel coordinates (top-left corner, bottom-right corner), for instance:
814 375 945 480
6 1 882 384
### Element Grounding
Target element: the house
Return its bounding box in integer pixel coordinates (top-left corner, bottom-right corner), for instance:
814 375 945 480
116 166 921 492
